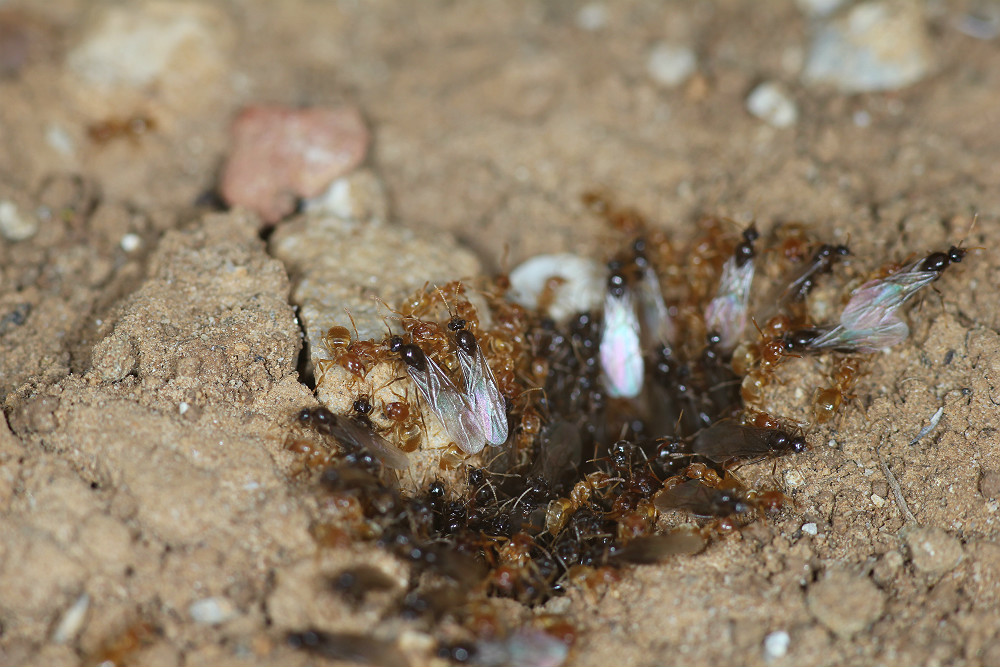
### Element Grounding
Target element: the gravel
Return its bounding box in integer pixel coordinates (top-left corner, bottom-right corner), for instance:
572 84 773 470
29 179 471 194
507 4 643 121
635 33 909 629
801 1 932 92
806 568 885 638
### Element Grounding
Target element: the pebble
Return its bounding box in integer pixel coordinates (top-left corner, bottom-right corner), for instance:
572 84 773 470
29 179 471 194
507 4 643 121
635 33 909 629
67 2 233 90
576 3 608 31
45 125 75 158
903 525 964 576
120 233 142 253
508 253 605 324
763 630 790 659
801 1 932 92
746 81 798 128
220 106 370 224
784 469 805 488
188 596 237 625
302 168 388 224
0 199 37 241
979 470 1000 499
51 594 89 644
10 395 60 434
801 522 818 536
90 333 138 383
0 303 31 336
872 550 904 585
795 0 846 17
806 568 885 637
646 42 697 88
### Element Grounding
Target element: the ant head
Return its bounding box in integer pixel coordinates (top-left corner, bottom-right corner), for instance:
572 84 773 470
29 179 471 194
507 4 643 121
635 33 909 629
734 225 758 267
312 407 335 427
353 396 373 416
789 435 807 454
607 267 628 297
448 317 466 332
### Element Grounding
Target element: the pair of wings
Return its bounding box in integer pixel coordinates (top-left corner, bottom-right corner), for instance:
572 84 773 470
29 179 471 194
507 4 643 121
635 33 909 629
404 342 508 455
806 267 939 352
704 255 755 352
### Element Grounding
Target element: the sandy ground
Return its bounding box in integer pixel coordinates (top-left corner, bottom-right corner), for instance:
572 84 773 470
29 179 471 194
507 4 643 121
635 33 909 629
1 1 999 665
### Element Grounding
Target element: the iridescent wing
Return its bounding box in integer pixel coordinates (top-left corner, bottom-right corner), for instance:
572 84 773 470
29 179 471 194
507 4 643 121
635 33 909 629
806 317 910 353
635 263 675 348
704 256 755 351
599 289 644 398
456 336 509 446
404 353 487 455
837 269 937 332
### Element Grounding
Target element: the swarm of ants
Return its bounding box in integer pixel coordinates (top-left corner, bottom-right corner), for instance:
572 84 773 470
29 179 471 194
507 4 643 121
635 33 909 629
283 193 968 666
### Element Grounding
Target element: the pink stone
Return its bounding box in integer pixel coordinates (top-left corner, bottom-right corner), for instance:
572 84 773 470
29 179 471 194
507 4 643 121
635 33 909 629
220 106 369 224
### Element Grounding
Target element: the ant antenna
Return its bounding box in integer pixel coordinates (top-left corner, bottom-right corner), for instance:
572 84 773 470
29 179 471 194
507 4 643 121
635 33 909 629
343 308 360 340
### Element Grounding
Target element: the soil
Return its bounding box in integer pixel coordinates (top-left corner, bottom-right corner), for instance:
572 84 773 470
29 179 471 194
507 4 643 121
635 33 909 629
1 1 999 666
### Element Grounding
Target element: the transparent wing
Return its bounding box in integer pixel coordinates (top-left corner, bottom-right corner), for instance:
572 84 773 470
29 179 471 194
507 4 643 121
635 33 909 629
838 270 937 331
807 317 910 353
636 264 675 348
599 290 644 398
405 355 487 455
704 256 755 351
328 418 411 470
457 345 509 446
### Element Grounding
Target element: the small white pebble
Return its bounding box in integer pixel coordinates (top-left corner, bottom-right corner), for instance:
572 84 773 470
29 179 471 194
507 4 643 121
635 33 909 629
52 594 90 644
871 493 886 507
304 177 353 218
0 200 38 241
853 110 872 127
795 0 845 17
178 401 190 415
576 3 608 31
801 522 818 536
188 597 237 625
784 469 805 488
46 124 76 157
120 233 142 252
746 81 799 128
646 42 697 88
827 438 838 448
763 630 791 659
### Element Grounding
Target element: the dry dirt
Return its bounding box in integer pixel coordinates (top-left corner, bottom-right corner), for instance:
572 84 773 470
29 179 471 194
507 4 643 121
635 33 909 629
1 1 999 666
